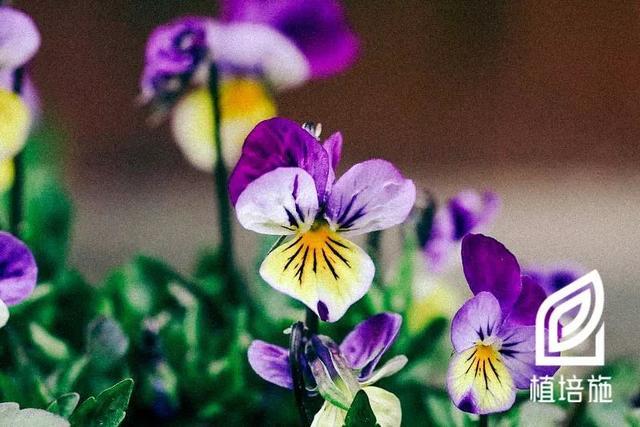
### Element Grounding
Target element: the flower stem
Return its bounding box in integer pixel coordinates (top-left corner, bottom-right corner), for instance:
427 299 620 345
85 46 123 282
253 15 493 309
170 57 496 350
305 307 319 335
208 63 240 304
289 321 311 426
479 414 489 427
10 67 25 237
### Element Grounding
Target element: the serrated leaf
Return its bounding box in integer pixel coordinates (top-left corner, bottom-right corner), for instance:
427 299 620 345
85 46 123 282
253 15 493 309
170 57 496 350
69 378 134 427
47 393 80 419
344 390 379 427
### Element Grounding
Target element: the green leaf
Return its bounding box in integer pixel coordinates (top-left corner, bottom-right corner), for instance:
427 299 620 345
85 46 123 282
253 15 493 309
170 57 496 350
47 393 80 419
69 378 134 427
23 169 73 281
344 390 379 427
29 322 71 362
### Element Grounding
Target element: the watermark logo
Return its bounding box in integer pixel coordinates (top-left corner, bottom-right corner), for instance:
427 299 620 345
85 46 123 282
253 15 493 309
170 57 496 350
535 270 605 366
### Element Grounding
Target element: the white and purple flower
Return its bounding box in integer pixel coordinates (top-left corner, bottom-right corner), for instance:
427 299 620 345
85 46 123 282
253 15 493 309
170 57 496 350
421 190 499 273
140 0 359 171
248 313 406 426
447 233 558 415
230 118 416 322
0 232 38 328
0 6 40 165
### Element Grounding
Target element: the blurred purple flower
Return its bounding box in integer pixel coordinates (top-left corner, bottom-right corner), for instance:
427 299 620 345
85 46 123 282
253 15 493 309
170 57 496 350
230 118 415 322
447 234 558 415
248 313 405 425
0 6 40 70
0 232 37 328
421 190 499 273
141 0 358 108
221 0 359 79
523 264 585 296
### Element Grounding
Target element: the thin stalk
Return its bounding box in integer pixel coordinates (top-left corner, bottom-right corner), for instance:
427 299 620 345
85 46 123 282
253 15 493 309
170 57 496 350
208 63 240 304
305 307 319 335
289 321 311 426
10 67 25 237
479 414 488 427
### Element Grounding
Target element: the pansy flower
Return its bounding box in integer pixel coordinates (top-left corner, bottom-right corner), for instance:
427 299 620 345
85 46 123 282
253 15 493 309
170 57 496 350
447 233 558 414
141 0 358 171
523 264 584 296
420 190 499 273
248 313 406 426
0 232 38 328
230 118 416 322
0 6 40 164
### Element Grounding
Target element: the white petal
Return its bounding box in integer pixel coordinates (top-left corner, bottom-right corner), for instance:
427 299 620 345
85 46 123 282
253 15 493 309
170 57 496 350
360 355 408 387
0 299 8 329
311 401 347 427
235 167 319 235
362 386 402 427
0 406 69 427
326 160 416 237
207 22 310 90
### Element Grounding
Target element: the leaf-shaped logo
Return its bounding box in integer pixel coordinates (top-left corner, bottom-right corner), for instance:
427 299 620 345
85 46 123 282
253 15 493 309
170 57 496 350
535 270 605 366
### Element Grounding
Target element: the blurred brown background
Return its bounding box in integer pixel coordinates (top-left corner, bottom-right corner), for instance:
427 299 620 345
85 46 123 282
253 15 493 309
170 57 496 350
20 0 640 357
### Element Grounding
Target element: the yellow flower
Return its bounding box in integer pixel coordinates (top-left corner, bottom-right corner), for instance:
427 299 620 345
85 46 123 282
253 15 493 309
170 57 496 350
171 78 276 171
0 88 30 161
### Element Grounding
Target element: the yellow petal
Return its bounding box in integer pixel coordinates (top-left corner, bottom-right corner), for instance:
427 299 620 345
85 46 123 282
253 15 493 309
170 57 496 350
0 89 31 161
171 78 276 172
259 223 374 322
363 386 402 427
447 345 515 414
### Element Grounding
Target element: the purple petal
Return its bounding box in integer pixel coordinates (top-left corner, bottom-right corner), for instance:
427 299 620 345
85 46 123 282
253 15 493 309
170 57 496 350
222 0 359 78
228 118 330 206
247 340 293 389
0 7 40 69
504 276 547 327
451 292 503 353
461 234 522 313
0 232 37 306
323 132 343 172
325 159 416 236
448 190 499 240
339 312 402 380
140 16 212 105
497 325 559 389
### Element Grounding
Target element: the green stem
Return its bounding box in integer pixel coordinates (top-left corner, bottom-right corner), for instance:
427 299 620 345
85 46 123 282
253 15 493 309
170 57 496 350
10 67 25 237
289 321 311 426
479 414 488 427
208 63 240 304
305 307 319 335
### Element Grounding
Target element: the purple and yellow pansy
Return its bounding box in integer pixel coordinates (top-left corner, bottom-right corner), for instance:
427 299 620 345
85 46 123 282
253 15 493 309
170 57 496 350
140 0 359 171
447 233 558 414
248 313 406 426
0 5 40 170
230 118 415 322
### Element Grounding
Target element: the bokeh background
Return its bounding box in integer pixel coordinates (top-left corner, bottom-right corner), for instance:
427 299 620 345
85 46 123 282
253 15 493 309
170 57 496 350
21 1 640 358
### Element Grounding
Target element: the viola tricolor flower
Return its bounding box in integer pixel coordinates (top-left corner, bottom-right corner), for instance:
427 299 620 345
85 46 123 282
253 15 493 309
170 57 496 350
0 6 40 167
140 0 358 171
0 232 38 328
248 313 406 426
523 264 584 296
420 190 499 273
447 234 558 414
230 118 415 322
